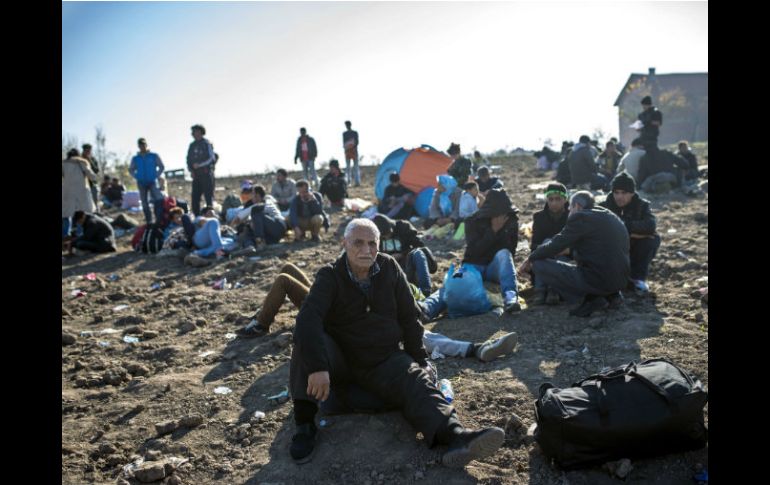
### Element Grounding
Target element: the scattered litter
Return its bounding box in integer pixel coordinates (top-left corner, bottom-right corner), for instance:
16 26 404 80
319 418 331 428
71 289 87 298
199 350 216 358
233 281 244 289
212 278 229 290
253 410 266 421
535 193 545 201
85 272 97 281
675 251 688 259
114 228 126 238
122 457 145 479
107 274 120 282
123 335 140 344
112 304 129 312
99 328 119 335
248 256 262 262
296 262 307 267
80 330 95 337
150 282 165 291
667 228 677 234
527 182 550 191
214 386 233 395
581 345 590 357
667 338 674 343
268 389 290 405
696 276 708 284
97 341 111 347
224 333 237 341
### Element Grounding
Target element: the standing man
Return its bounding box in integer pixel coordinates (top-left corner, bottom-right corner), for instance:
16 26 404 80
82 143 100 209
295 127 319 186
186 124 217 216
130 138 165 224
637 96 663 147
343 120 360 186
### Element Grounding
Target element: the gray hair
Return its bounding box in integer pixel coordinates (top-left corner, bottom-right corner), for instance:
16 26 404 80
344 218 380 240
569 190 595 210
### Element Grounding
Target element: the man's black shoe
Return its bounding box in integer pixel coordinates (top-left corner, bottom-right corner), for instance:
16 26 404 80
290 423 317 463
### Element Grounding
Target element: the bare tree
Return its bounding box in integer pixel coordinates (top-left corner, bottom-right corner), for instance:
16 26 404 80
95 125 107 173
62 133 79 159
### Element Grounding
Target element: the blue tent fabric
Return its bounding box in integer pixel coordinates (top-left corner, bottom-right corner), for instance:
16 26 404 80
414 187 434 218
374 148 409 200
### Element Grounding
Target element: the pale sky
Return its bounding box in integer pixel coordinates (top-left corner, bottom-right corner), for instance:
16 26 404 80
62 1 708 176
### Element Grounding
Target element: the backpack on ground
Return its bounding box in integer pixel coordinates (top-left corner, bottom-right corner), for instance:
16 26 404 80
534 358 708 469
139 223 164 254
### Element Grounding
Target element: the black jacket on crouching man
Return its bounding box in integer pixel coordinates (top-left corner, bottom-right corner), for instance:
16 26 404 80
290 252 455 445
529 207 630 294
75 214 117 253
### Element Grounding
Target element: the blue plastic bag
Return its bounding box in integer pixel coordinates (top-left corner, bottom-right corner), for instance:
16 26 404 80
443 263 492 318
437 175 457 217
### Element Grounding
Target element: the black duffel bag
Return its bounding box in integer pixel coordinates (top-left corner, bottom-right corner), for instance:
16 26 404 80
534 358 708 469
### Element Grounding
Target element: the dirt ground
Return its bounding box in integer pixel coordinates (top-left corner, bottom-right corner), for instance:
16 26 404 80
62 154 708 484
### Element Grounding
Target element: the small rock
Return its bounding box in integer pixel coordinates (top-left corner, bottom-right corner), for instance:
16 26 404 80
218 463 234 474
195 318 207 327
62 332 77 346
179 414 205 428
134 462 166 482
98 442 117 455
178 322 197 334
92 315 104 323
115 315 146 326
414 470 424 480
154 420 179 436
240 438 250 447
142 330 159 340
615 458 633 478
116 479 131 485
166 475 183 485
126 363 150 376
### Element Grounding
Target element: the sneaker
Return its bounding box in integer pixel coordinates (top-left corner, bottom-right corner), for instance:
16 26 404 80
503 291 521 313
441 427 505 468
632 279 650 293
545 289 560 306
230 246 258 258
568 296 609 318
290 423 317 463
236 318 269 338
477 332 518 362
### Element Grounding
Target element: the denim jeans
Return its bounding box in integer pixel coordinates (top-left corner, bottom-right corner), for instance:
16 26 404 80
250 210 287 244
423 330 471 357
406 249 432 296
137 181 163 224
301 159 319 186
346 156 360 186
62 217 71 238
192 219 236 256
466 249 518 297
